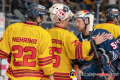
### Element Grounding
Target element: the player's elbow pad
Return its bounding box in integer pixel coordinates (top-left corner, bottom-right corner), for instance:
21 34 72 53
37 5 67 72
97 48 113 63
106 51 113 61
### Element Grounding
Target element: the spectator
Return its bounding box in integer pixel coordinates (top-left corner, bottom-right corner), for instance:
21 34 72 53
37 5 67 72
84 0 95 12
11 0 22 14
79 0 86 10
39 0 50 9
39 0 67 10
20 0 27 15
106 0 118 10
39 0 53 9
26 0 35 7
66 0 81 13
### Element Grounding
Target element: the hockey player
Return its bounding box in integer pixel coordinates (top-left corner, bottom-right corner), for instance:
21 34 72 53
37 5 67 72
72 10 119 80
93 8 120 80
0 3 54 80
47 3 108 80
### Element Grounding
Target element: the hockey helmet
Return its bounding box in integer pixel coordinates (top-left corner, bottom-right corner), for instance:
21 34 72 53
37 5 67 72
49 3 74 22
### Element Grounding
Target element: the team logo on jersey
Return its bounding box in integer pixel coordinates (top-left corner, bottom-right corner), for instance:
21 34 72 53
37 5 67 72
69 71 76 78
71 40 80 46
107 34 113 40
0 38 2 42
92 35 96 37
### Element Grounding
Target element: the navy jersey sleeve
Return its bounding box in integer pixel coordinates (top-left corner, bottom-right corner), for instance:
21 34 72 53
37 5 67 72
115 35 120 46
93 29 119 61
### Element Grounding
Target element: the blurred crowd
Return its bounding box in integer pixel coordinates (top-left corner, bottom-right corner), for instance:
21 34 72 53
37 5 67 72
0 0 119 19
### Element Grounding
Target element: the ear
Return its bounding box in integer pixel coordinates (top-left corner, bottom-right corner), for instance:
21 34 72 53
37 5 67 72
114 17 118 22
85 18 89 24
61 20 65 24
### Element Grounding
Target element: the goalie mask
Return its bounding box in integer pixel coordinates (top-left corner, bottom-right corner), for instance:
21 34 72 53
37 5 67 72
49 3 74 22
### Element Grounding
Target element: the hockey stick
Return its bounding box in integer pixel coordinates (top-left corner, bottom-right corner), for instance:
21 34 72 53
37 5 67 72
13 9 26 22
89 14 99 59
13 9 45 27
89 14 107 80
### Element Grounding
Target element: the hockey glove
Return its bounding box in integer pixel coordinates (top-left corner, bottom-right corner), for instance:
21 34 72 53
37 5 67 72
94 48 113 69
72 59 80 68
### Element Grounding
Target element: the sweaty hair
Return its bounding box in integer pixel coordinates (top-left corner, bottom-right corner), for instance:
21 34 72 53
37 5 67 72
106 16 119 22
27 17 36 22
27 15 43 22
106 17 117 22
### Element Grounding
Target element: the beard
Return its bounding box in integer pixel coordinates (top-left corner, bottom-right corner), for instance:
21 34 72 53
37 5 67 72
114 21 118 25
63 24 68 29
79 26 85 33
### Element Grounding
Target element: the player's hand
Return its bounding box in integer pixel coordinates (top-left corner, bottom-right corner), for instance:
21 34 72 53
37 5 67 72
75 68 83 80
108 75 113 80
95 32 107 45
49 75 54 80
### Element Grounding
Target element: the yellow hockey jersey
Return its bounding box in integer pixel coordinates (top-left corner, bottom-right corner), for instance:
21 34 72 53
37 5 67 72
93 22 120 40
47 25 92 80
0 22 54 80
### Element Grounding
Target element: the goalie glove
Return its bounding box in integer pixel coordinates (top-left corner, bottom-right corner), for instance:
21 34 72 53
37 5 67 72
94 48 113 69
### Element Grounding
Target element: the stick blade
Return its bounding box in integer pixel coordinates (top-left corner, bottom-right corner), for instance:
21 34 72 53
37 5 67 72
89 14 94 31
13 9 26 22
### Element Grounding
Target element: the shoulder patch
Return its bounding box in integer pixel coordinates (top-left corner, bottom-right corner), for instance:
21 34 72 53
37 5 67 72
107 34 113 40
93 35 96 37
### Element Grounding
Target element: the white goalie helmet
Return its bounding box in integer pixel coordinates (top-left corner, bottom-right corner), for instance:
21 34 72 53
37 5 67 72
49 3 74 22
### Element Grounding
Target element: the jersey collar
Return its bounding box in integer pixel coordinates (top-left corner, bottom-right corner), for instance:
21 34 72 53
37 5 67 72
24 21 37 26
54 25 64 29
106 22 114 24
